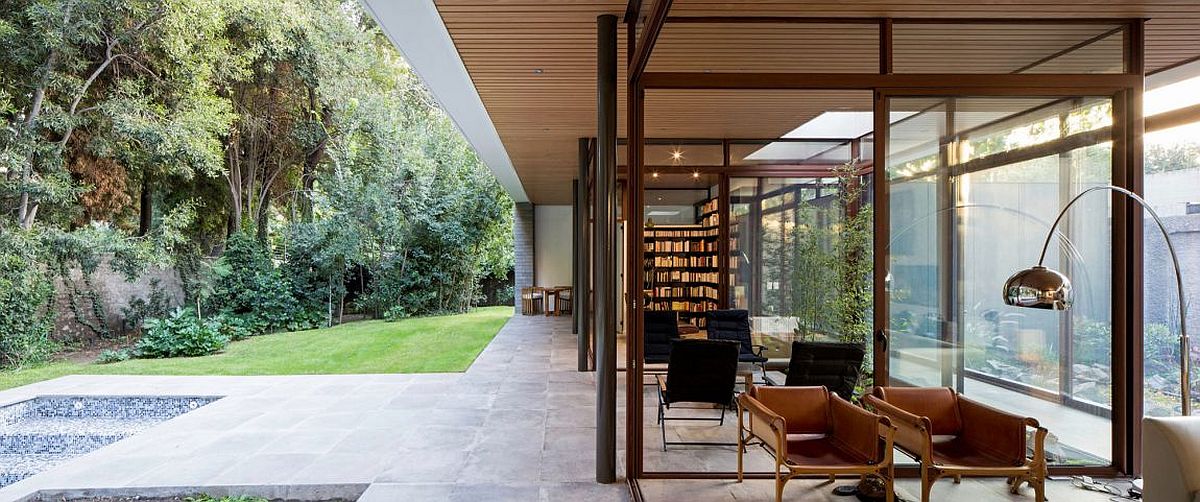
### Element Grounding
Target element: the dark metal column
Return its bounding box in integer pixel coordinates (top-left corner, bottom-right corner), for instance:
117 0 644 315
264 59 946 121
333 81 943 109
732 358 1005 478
576 138 591 370
594 12 618 484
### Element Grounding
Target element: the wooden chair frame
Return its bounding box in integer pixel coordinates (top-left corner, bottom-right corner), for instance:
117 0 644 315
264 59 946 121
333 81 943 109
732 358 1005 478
863 393 1049 502
737 391 897 502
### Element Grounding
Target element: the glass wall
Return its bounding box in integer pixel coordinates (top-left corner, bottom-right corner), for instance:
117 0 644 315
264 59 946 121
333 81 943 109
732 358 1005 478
1143 75 1200 415
886 96 1115 465
730 176 871 362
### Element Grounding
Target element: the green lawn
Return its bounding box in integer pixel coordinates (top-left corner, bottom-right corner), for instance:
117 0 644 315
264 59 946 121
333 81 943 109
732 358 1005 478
0 306 512 391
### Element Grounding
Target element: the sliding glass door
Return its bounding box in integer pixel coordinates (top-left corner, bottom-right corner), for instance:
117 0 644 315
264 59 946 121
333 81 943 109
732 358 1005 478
884 95 1115 466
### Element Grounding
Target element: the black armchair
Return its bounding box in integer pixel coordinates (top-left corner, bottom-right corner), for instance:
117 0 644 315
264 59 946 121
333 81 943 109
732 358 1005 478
781 341 866 401
657 338 740 450
705 309 767 376
644 310 681 364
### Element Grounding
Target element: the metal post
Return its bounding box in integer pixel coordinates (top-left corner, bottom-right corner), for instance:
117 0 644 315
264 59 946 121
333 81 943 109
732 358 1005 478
594 12 618 484
576 138 591 371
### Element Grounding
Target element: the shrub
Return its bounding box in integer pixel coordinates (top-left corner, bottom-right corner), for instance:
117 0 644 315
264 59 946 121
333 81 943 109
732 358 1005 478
0 232 58 369
136 308 229 358
96 348 133 364
121 278 174 335
212 234 300 331
212 312 265 341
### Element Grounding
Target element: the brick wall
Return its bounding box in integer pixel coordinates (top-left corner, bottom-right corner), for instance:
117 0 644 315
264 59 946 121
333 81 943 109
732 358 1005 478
513 202 535 313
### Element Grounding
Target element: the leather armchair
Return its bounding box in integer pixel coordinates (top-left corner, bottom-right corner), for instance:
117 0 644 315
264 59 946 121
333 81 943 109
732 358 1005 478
863 387 1047 502
738 386 896 502
1142 416 1200 502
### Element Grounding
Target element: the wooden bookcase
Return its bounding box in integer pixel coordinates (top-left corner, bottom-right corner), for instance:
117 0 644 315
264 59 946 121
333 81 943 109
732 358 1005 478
642 197 720 328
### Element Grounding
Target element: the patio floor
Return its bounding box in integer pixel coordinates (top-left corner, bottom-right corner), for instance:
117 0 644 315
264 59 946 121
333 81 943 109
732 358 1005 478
0 314 629 502
0 314 1125 502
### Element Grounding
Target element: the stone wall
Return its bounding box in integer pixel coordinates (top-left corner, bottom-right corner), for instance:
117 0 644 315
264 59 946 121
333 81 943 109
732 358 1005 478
53 257 185 343
513 202 535 314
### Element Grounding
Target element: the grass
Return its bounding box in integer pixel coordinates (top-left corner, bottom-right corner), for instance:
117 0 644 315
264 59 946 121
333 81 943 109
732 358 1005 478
0 306 512 391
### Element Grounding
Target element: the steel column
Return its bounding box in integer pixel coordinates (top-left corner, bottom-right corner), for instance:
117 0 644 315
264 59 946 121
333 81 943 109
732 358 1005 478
594 12 618 485
576 139 592 371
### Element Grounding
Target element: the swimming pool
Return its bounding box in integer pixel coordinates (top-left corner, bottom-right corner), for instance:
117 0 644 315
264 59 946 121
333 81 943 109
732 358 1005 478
0 395 220 487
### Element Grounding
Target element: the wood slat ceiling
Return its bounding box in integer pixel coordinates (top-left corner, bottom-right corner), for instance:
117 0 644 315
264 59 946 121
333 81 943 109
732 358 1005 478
434 0 1200 204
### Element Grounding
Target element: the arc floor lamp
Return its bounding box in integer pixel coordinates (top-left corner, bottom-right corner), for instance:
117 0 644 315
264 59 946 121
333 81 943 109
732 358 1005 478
1002 185 1192 416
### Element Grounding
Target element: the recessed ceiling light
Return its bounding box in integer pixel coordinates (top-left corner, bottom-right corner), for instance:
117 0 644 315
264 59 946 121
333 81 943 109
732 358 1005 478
692 171 700 179
532 68 544 75
652 172 659 178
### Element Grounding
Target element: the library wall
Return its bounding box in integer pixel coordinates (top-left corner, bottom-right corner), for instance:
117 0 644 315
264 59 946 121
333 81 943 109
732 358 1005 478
534 204 574 288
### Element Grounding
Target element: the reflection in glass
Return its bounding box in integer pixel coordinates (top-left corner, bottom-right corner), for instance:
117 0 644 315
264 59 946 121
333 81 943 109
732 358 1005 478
887 96 1114 466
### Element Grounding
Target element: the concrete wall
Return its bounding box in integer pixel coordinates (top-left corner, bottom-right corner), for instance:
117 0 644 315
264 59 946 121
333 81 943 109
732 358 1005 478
1146 169 1200 216
1145 213 1200 333
534 205 573 288
513 202 535 314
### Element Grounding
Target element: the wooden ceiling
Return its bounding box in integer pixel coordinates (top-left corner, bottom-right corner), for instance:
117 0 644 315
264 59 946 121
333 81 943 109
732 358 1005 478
433 0 1200 204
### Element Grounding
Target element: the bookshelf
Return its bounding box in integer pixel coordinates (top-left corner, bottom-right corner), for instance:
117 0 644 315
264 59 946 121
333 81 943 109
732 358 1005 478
643 197 720 328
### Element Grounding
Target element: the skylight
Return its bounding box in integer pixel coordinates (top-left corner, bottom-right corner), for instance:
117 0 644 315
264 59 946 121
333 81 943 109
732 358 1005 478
779 111 915 140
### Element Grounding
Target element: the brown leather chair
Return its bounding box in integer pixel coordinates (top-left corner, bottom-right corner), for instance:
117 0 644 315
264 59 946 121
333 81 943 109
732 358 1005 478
863 387 1049 502
737 386 896 502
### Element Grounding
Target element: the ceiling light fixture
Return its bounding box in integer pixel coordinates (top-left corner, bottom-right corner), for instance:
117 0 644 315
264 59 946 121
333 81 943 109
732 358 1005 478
692 171 700 179
651 171 659 178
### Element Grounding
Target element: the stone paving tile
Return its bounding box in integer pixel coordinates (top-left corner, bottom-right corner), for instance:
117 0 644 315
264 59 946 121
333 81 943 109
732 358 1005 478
0 315 631 502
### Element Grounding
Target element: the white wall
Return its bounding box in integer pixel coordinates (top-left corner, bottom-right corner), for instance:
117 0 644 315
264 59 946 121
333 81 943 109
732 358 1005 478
534 205 573 287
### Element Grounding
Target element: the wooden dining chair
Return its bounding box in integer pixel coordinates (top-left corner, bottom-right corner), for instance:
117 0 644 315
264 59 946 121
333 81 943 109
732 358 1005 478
555 286 572 315
520 287 542 315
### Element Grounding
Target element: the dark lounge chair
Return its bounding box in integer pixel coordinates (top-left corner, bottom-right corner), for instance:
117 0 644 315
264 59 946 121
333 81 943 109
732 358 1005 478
705 309 767 377
657 338 740 450
644 310 681 364
778 341 867 401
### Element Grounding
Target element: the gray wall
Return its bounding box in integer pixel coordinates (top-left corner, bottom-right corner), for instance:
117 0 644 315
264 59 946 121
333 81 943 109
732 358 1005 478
1144 213 1200 333
513 202 535 313
53 257 185 342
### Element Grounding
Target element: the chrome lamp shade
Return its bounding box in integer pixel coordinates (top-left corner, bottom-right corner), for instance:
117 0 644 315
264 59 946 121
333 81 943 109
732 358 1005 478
1002 266 1072 310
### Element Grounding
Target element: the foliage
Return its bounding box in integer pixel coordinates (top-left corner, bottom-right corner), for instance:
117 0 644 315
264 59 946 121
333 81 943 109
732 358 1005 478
135 307 229 358
211 233 302 331
212 312 264 341
121 278 173 334
1146 141 1200 174
787 161 873 344
96 347 133 364
0 0 514 363
0 230 58 368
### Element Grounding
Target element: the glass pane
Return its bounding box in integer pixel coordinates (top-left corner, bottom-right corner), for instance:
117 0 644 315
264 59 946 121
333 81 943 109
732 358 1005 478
1144 120 1200 417
887 96 1114 466
730 140 852 166
643 174 720 331
731 175 873 365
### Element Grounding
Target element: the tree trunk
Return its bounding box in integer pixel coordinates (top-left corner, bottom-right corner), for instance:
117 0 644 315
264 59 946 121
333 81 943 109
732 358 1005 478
300 89 330 223
138 169 153 236
255 195 270 242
